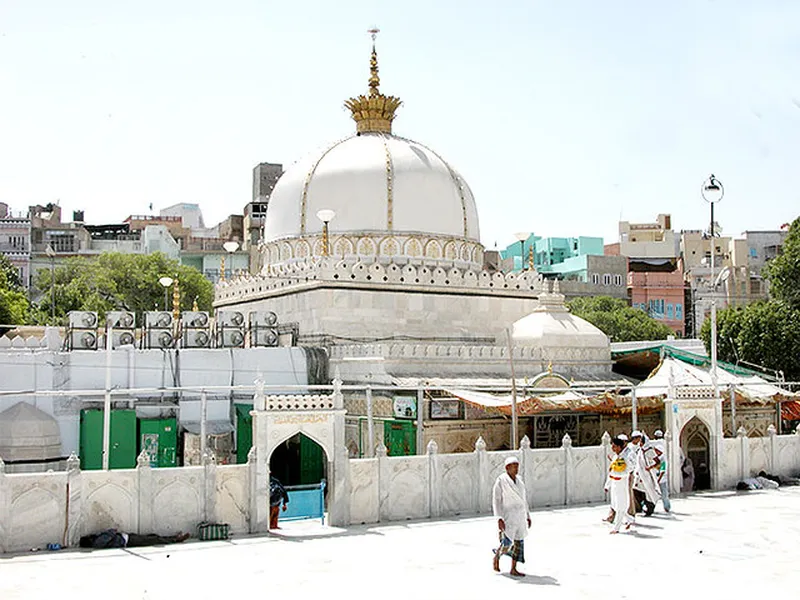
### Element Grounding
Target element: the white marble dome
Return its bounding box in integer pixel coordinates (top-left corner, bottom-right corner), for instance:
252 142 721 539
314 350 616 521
263 132 480 243
512 294 610 352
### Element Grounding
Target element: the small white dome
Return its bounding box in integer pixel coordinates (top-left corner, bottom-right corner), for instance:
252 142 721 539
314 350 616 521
0 402 62 462
264 132 480 243
513 295 609 350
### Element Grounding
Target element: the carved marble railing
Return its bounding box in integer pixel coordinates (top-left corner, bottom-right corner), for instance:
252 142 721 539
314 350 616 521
265 394 336 411
330 342 609 363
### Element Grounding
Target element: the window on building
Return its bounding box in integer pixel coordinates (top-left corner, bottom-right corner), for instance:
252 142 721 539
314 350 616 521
666 303 674 319
675 303 683 320
603 274 612 285
614 274 623 286
592 273 600 285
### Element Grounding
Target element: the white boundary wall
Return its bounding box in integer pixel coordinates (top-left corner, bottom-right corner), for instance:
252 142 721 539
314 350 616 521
3 427 799 552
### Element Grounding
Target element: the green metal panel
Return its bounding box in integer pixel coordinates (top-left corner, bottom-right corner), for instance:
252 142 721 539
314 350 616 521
138 417 178 468
79 409 137 470
79 409 104 470
384 420 417 457
110 409 137 469
299 434 324 485
235 404 253 464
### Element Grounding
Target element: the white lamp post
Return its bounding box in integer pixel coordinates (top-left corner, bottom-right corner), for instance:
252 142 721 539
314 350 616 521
316 209 336 256
45 243 56 323
158 276 174 310
221 240 240 282
514 232 530 272
701 174 724 402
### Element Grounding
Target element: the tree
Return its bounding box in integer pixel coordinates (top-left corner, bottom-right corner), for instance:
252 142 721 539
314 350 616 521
0 254 29 330
566 296 675 342
701 300 800 381
31 252 214 325
765 216 800 310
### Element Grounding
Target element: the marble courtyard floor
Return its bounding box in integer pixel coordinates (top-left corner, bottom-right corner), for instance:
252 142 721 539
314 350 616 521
2 486 799 599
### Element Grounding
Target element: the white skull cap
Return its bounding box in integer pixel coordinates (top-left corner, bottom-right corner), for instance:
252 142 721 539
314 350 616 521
505 456 520 467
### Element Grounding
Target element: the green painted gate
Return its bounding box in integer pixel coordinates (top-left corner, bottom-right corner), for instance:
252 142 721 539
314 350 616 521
138 417 178 468
79 409 137 470
384 419 416 456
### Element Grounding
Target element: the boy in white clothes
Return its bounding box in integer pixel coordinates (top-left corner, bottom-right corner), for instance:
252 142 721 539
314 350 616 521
605 437 634 533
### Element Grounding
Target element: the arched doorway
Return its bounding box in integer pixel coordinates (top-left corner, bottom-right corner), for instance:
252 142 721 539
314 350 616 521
269 432 327 487
680 417 711 491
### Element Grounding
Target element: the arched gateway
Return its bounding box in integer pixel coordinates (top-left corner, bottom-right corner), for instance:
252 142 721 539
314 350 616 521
248 380 350 531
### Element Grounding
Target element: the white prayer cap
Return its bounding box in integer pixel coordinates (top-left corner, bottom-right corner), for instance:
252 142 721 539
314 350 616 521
654 430 664 438
631 430 643 438
504 456 520 467
617 434 628 441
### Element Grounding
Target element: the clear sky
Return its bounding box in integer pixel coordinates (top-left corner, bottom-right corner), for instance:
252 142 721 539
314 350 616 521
1 0 798 249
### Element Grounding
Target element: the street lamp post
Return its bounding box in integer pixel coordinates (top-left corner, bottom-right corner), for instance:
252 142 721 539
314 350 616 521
316 209 336 256
701 174 724 401
45 244 56 323
514 232 530 272
220 241 240 282
158 276 174 310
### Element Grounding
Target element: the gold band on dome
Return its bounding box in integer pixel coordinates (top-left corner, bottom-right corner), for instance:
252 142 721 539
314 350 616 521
344 30 402 134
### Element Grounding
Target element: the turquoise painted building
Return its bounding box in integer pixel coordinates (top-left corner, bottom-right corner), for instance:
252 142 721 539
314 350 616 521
500 234 606 281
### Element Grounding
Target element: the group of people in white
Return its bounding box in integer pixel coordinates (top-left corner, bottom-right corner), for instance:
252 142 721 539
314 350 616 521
490 430 671 576
604 429 670 533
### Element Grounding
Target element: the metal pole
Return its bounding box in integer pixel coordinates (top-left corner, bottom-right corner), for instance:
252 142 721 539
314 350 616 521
50 257 55 323
200 389 208 460
102 324 112 470
164 286 169 310
416 386 425 455
710 202 719 402
631 387 638 432
366 386 375 457
506 327 519 450
519 239 524 272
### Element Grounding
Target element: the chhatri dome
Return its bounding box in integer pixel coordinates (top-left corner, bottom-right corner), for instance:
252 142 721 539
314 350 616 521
261 32 483 269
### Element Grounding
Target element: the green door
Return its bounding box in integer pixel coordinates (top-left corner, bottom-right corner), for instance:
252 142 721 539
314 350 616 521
384 420 417 456
79 409 103 470
235 404 253 464
109 409 137 469
299 434 325 485
139 418 178 468
79 409 137 470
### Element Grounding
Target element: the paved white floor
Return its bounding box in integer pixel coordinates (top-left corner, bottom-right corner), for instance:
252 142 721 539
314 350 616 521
2 488 799 600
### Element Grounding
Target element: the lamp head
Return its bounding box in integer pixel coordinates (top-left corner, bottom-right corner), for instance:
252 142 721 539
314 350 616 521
701 174 724 204
514 232 530 242
316 209 336 224
158 276 174 288
223 241 240 253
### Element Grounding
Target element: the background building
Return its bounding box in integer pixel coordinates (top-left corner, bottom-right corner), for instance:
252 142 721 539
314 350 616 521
0 202 32 291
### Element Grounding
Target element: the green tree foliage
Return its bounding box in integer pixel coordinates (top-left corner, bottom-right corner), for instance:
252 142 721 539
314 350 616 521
765 217 800 310
566 296 675 342
700 301 800 381
0 254 29 328
32 252 214 325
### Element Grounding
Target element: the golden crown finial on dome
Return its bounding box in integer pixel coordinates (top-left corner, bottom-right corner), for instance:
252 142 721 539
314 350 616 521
344 27 402 134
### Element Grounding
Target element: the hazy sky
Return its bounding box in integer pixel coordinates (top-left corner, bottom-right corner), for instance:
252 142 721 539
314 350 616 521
2 1 799 249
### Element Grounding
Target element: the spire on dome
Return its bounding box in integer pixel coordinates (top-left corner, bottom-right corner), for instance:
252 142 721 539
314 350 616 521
344 28 402 134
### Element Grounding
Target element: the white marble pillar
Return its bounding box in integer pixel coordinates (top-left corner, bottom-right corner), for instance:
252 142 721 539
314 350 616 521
475 436 489 514
376 442 389 521
427 440 440 519
0 458 8 553
562 434 574 506
767 424 778 474
737 426 750 481
520 435 534 508
202 450 217 524
65 452 82 547
137 450 154 534
328 404 351 527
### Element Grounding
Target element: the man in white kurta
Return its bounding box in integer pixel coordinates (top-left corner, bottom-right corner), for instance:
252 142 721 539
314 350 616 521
492 456 531 577
631 430 661 515
651 430 671 512
605 438 634 533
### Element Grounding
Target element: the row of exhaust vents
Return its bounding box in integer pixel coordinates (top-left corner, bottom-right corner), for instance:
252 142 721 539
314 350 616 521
65 310 280 350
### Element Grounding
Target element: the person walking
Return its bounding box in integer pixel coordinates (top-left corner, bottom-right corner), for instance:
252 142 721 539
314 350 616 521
651 430 671 512
605 437 634 534
631 430 661 516
492 456 531 577
269 475 290 530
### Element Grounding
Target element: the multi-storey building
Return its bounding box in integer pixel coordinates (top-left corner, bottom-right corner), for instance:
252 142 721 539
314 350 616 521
0 203 32 291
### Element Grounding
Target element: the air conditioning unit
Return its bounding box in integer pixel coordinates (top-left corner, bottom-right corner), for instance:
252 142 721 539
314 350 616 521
68 311 98 329
146 330 174 349
181 311 209 329
70 330 97 350
216 310 245 328
107 311 135 329
144 311 173 329
249 310 278 327
183 329 211 348
251 327 279 347
218 329 245 348
112 330 136 348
